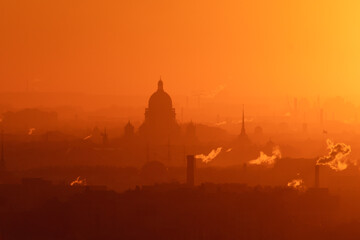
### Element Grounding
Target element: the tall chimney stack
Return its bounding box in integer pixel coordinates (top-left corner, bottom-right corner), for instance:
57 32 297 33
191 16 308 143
315 164 320 188
187 155 196 186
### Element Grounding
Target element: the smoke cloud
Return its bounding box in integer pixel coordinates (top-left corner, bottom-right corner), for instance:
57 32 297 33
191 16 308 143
287 178 305 190
196 147 222 163
70 176 87 186
249 146 282 167
317 139 353 171
28 128 36 135
83 134 92 140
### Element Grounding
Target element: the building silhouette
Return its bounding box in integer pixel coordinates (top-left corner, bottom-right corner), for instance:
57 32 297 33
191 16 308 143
124 121 135 139
139 79 180 144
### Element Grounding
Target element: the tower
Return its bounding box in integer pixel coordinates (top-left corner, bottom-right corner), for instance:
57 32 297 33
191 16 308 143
240 104 246 136
124 121 135 139
238 105 250 145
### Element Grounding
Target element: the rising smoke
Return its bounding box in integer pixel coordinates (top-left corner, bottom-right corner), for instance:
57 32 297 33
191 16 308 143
317 139 353 171
83 134 92 140
70 176 87 186
287 178 305 190
196 147 223 163
249 146 282 167
28 128 36 135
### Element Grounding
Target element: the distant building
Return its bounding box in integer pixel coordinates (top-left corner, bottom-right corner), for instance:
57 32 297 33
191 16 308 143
139 79 180 144
124 121 135 139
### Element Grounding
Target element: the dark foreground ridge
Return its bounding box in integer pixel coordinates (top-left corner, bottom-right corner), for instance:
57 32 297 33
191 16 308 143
0 178 355 240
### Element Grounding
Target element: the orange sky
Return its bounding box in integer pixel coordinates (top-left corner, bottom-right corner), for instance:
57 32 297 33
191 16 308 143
1 0 360 103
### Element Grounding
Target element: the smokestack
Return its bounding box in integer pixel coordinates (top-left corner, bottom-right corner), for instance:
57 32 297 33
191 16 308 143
315 164 320 188
187 155 196 186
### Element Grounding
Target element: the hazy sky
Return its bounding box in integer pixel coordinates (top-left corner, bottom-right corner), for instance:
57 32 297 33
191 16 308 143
1 0 360 103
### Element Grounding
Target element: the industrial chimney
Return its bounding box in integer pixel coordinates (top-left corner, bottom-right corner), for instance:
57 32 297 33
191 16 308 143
315 164 320 188
187 155 196 186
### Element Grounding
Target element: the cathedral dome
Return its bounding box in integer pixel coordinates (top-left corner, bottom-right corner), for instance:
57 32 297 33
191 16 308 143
148 80 172 110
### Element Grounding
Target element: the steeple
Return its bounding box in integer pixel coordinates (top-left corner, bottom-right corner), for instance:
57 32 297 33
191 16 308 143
241 104 246 136
158 77 163 91
238 104 250 145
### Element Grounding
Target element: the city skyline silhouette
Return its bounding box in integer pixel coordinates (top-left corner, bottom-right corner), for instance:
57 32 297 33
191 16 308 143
1 1 360 239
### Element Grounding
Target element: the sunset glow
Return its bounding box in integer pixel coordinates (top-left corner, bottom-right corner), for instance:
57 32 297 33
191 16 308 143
2 1 360 239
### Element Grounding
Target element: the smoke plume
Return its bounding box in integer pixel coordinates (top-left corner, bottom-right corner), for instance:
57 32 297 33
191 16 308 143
287 178 305 190
196 147 222 163
70 176 87 186
317 139 353 171
28 128 36 135
83 134 92 140
249 146 281 167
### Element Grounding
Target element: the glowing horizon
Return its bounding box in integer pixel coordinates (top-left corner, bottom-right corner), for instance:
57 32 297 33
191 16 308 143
1 1 360 102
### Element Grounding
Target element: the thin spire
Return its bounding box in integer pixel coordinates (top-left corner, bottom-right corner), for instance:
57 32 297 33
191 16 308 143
241 104 246 135
158 77 164 91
